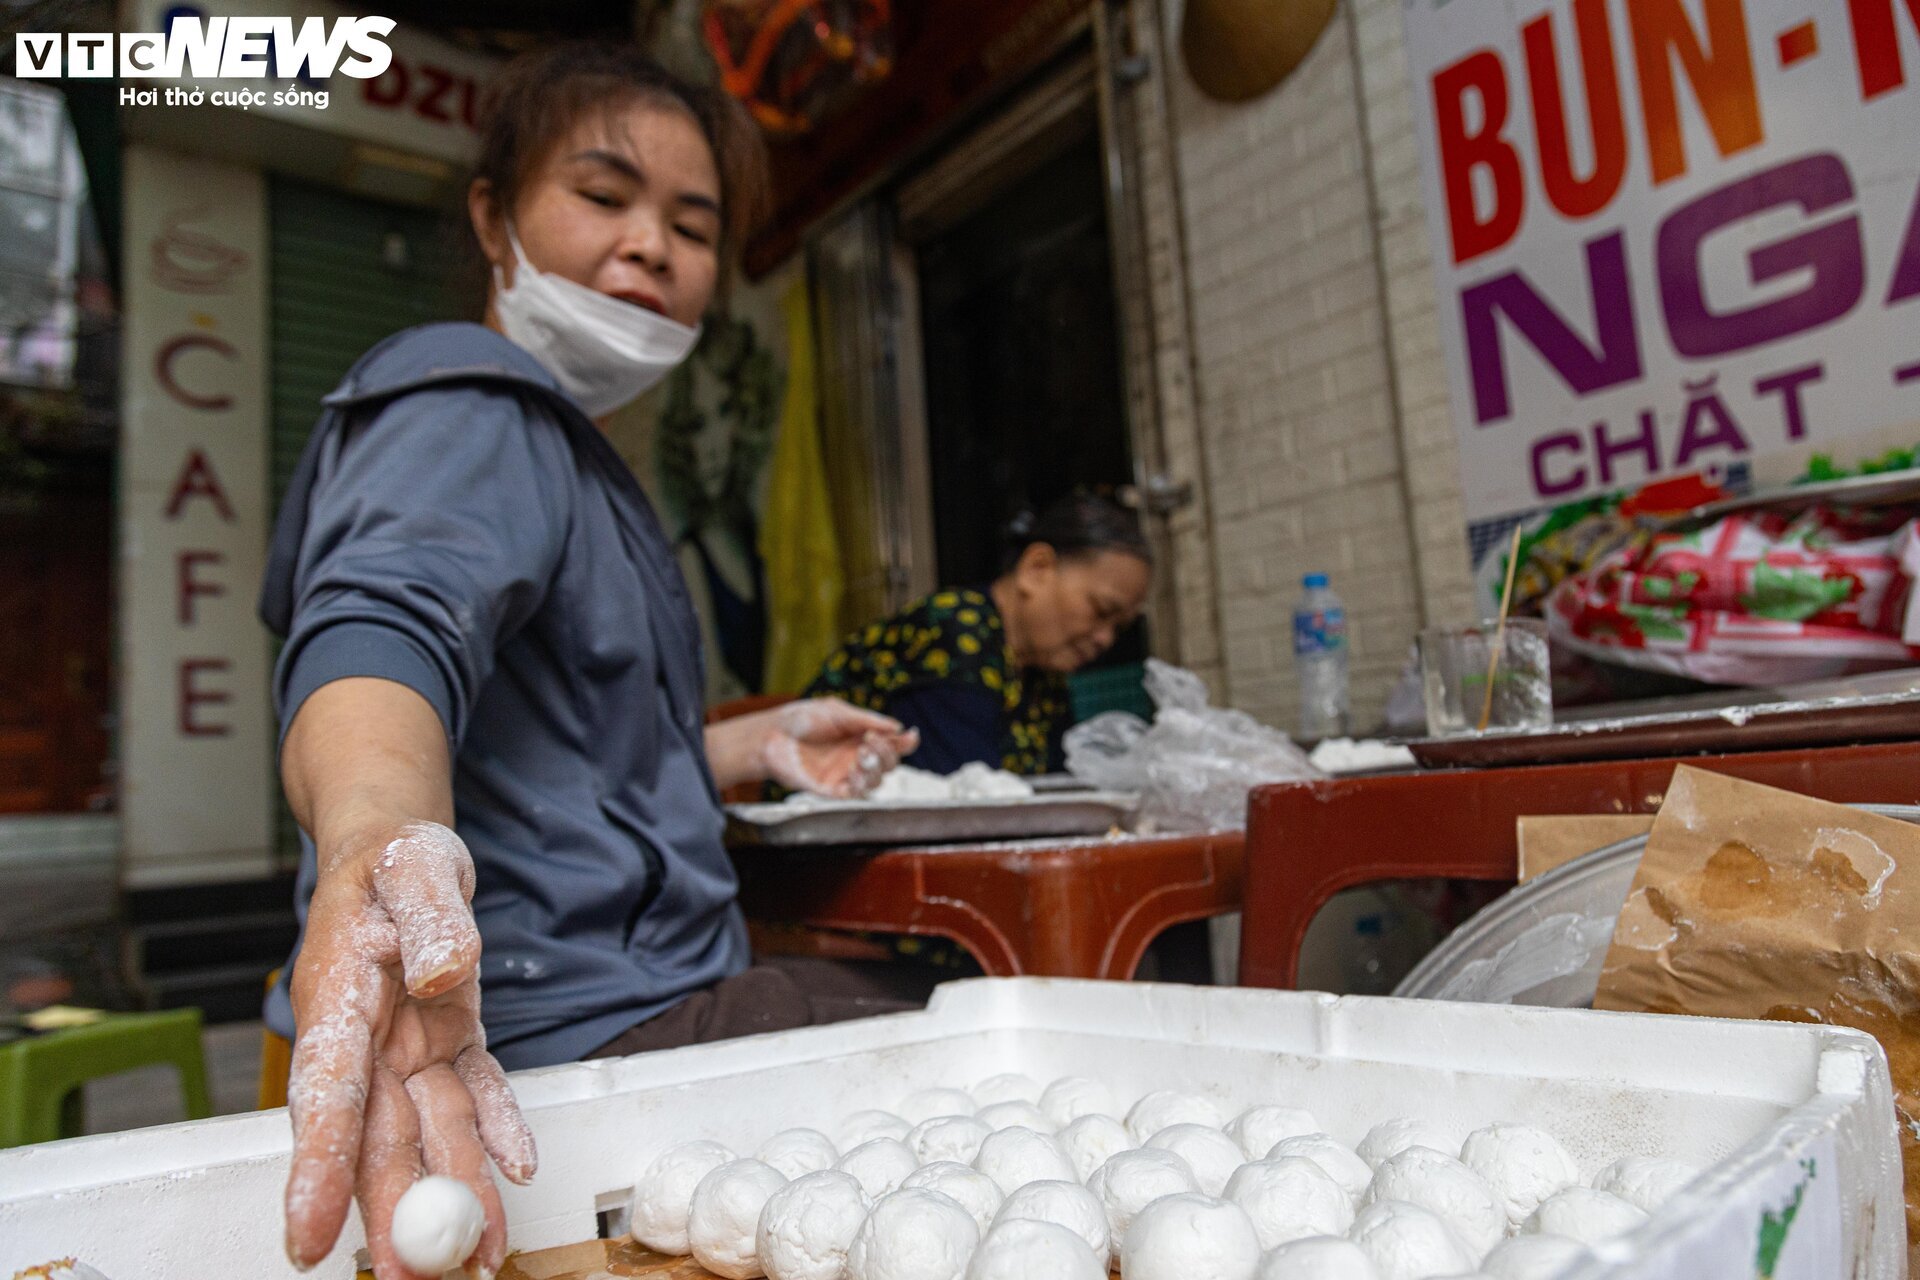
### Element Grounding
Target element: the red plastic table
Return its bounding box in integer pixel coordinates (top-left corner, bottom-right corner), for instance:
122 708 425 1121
732 831 1245 979
1238 740 1920 990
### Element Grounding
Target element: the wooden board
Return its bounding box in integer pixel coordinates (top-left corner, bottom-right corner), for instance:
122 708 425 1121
481 1237 1126 1278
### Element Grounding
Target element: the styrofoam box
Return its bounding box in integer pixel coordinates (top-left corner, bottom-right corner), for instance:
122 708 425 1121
0 979 1903 1278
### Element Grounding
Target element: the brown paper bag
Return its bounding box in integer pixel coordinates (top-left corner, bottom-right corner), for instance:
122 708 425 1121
1516 815 1655 881
1594 766 1920 1257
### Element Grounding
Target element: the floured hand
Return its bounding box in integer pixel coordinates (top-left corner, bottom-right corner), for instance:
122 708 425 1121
706 698 919 798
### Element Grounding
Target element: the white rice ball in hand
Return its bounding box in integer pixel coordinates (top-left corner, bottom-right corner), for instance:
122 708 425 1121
846 1187 980 1280
911 1114 994 1166
972 1126 1075 1195
1268 1134 1374 1202
758 1129 840 1180
1590 1155 1699 1215
1224 1156 1354 1250
1145 1122 1247 1196
1356 1118 1459 1169
688 1158 788 1279
905 1162 1006 1236
1121 1192 1261 1280
1226 1105 1320 1160
900 1088 978 1123
1126 1089 1224 1142
1255 1236 1384 1280
1039 1076 1117 1129
1087 1146 1200 1244
1481 1234 1594 1280
1364 1146 1506 1258
991 1179 1111 1267
1459 1124 1581 1227
1058 1113 1132 1183
1348 1199 1476 1280
972 1073 1043 1106
757 1169 870 1280
838 1137 921 1199
1522 1187 1647 1245
841 1110 914 1149
388 1175 486 1277
629 1139 735 1254
976 1100 1055 1134
965 1218 1105 1280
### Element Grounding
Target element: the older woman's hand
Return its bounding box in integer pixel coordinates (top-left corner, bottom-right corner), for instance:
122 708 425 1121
285 820 536 1279
705 697 919 797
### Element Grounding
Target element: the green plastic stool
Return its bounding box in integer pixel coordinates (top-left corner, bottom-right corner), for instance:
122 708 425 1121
0 1008 212 1148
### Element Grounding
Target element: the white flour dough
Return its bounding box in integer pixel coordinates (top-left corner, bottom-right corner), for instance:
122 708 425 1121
1347 1199 1476 1280
1459 1124 1581 1227
1058 1114 1133 1182
1356 1118 1459 1169
758 1129 841 1180
758 1169 871 1280
1226 1105 1320 1160
1365 1146 1506 1258
899 1088 978 1123
972 1126 1076 1194
1522 1187 1647 1245
846 1188 981 1280
910 1115 994 1166
905 1162 1006 1236
965 1218 1105 1280
630 1139 735 1254
688 1158 788 1279
1267 1134 1375 1202
1481 1233 1594 1279
840 1110 914 1149
1145 1122 1246 1196
1125 1089 1225 1142
976 1100 1056 1134
1256 1236 1384 1280
991 1179 1111 1267
1087 1147 1201 1243
389 1176 485 1277
972 1073 1044 1106
1591 1156 1699 1215
838 1137 922 1199
1225 1156 1355 1249
1121 1192 1261 1280
1039 1076 1117 1128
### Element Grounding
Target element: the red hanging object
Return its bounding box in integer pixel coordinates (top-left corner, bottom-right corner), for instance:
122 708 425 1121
703 0 894 136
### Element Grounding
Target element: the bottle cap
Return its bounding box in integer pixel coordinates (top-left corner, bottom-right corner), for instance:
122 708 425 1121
1303 572 1329 589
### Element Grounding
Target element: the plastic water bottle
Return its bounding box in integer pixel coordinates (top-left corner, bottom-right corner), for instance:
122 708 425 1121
1293 572 1350 739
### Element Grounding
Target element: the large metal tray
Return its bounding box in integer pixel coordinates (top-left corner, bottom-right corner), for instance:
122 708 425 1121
725 792 1138 847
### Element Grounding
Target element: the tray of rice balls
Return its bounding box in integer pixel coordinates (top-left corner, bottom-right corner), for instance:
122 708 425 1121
726 765 1138 847
0 978 1902 1280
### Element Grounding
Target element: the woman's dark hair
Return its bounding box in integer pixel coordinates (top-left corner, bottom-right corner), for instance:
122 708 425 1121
472 43 771 251
1003 490 1153 573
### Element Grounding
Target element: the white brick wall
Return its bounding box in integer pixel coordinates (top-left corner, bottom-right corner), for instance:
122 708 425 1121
1154 0 1475 731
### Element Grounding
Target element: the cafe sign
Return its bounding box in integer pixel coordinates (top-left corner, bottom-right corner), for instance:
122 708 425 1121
1401 0 1920 522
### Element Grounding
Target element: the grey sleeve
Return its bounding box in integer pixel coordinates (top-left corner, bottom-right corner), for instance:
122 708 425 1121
273 385 574 749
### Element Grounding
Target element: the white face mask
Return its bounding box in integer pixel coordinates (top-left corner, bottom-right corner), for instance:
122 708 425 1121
492 227 701 417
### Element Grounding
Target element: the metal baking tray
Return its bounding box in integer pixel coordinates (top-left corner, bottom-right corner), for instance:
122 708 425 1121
725 791 1139 847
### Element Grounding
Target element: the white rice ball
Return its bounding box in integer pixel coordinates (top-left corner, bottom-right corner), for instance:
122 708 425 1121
965 1218 1105 1280
904 1162 1006 1237
389 1175 485 1277
972 1126 1076 1195
1482 1233 1594 1279
991 1179 1111 1267
1039 1076 1118 1129
1145 1123 1247 1196
1226 1105 1320 1160
1356 1118 1459 1170
1087 1147 1200 1244
1058 1113 1133 1183
1126 1089 1224 1142
837 1137 921 1200
687 1158 788 1279
976 1100 1056 1134
1347 1199 1476 1280
846 1187 981 1280
1268 1134 1374 1202
972 1073 1044 1106
1590 1156 1699 1215
1364 1146 1506 1258
757 1169 870 1280
1459 1124 1581 1228
757 1129 840 1180
841 1110 915 1149
899 1088 978 1123
1121 1192 1261 1280
1522 1187 1647 1246
1224 1156 1354 1250
910 1115 994 1166
629 1139 734 1254
1255 1235 1384 1280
